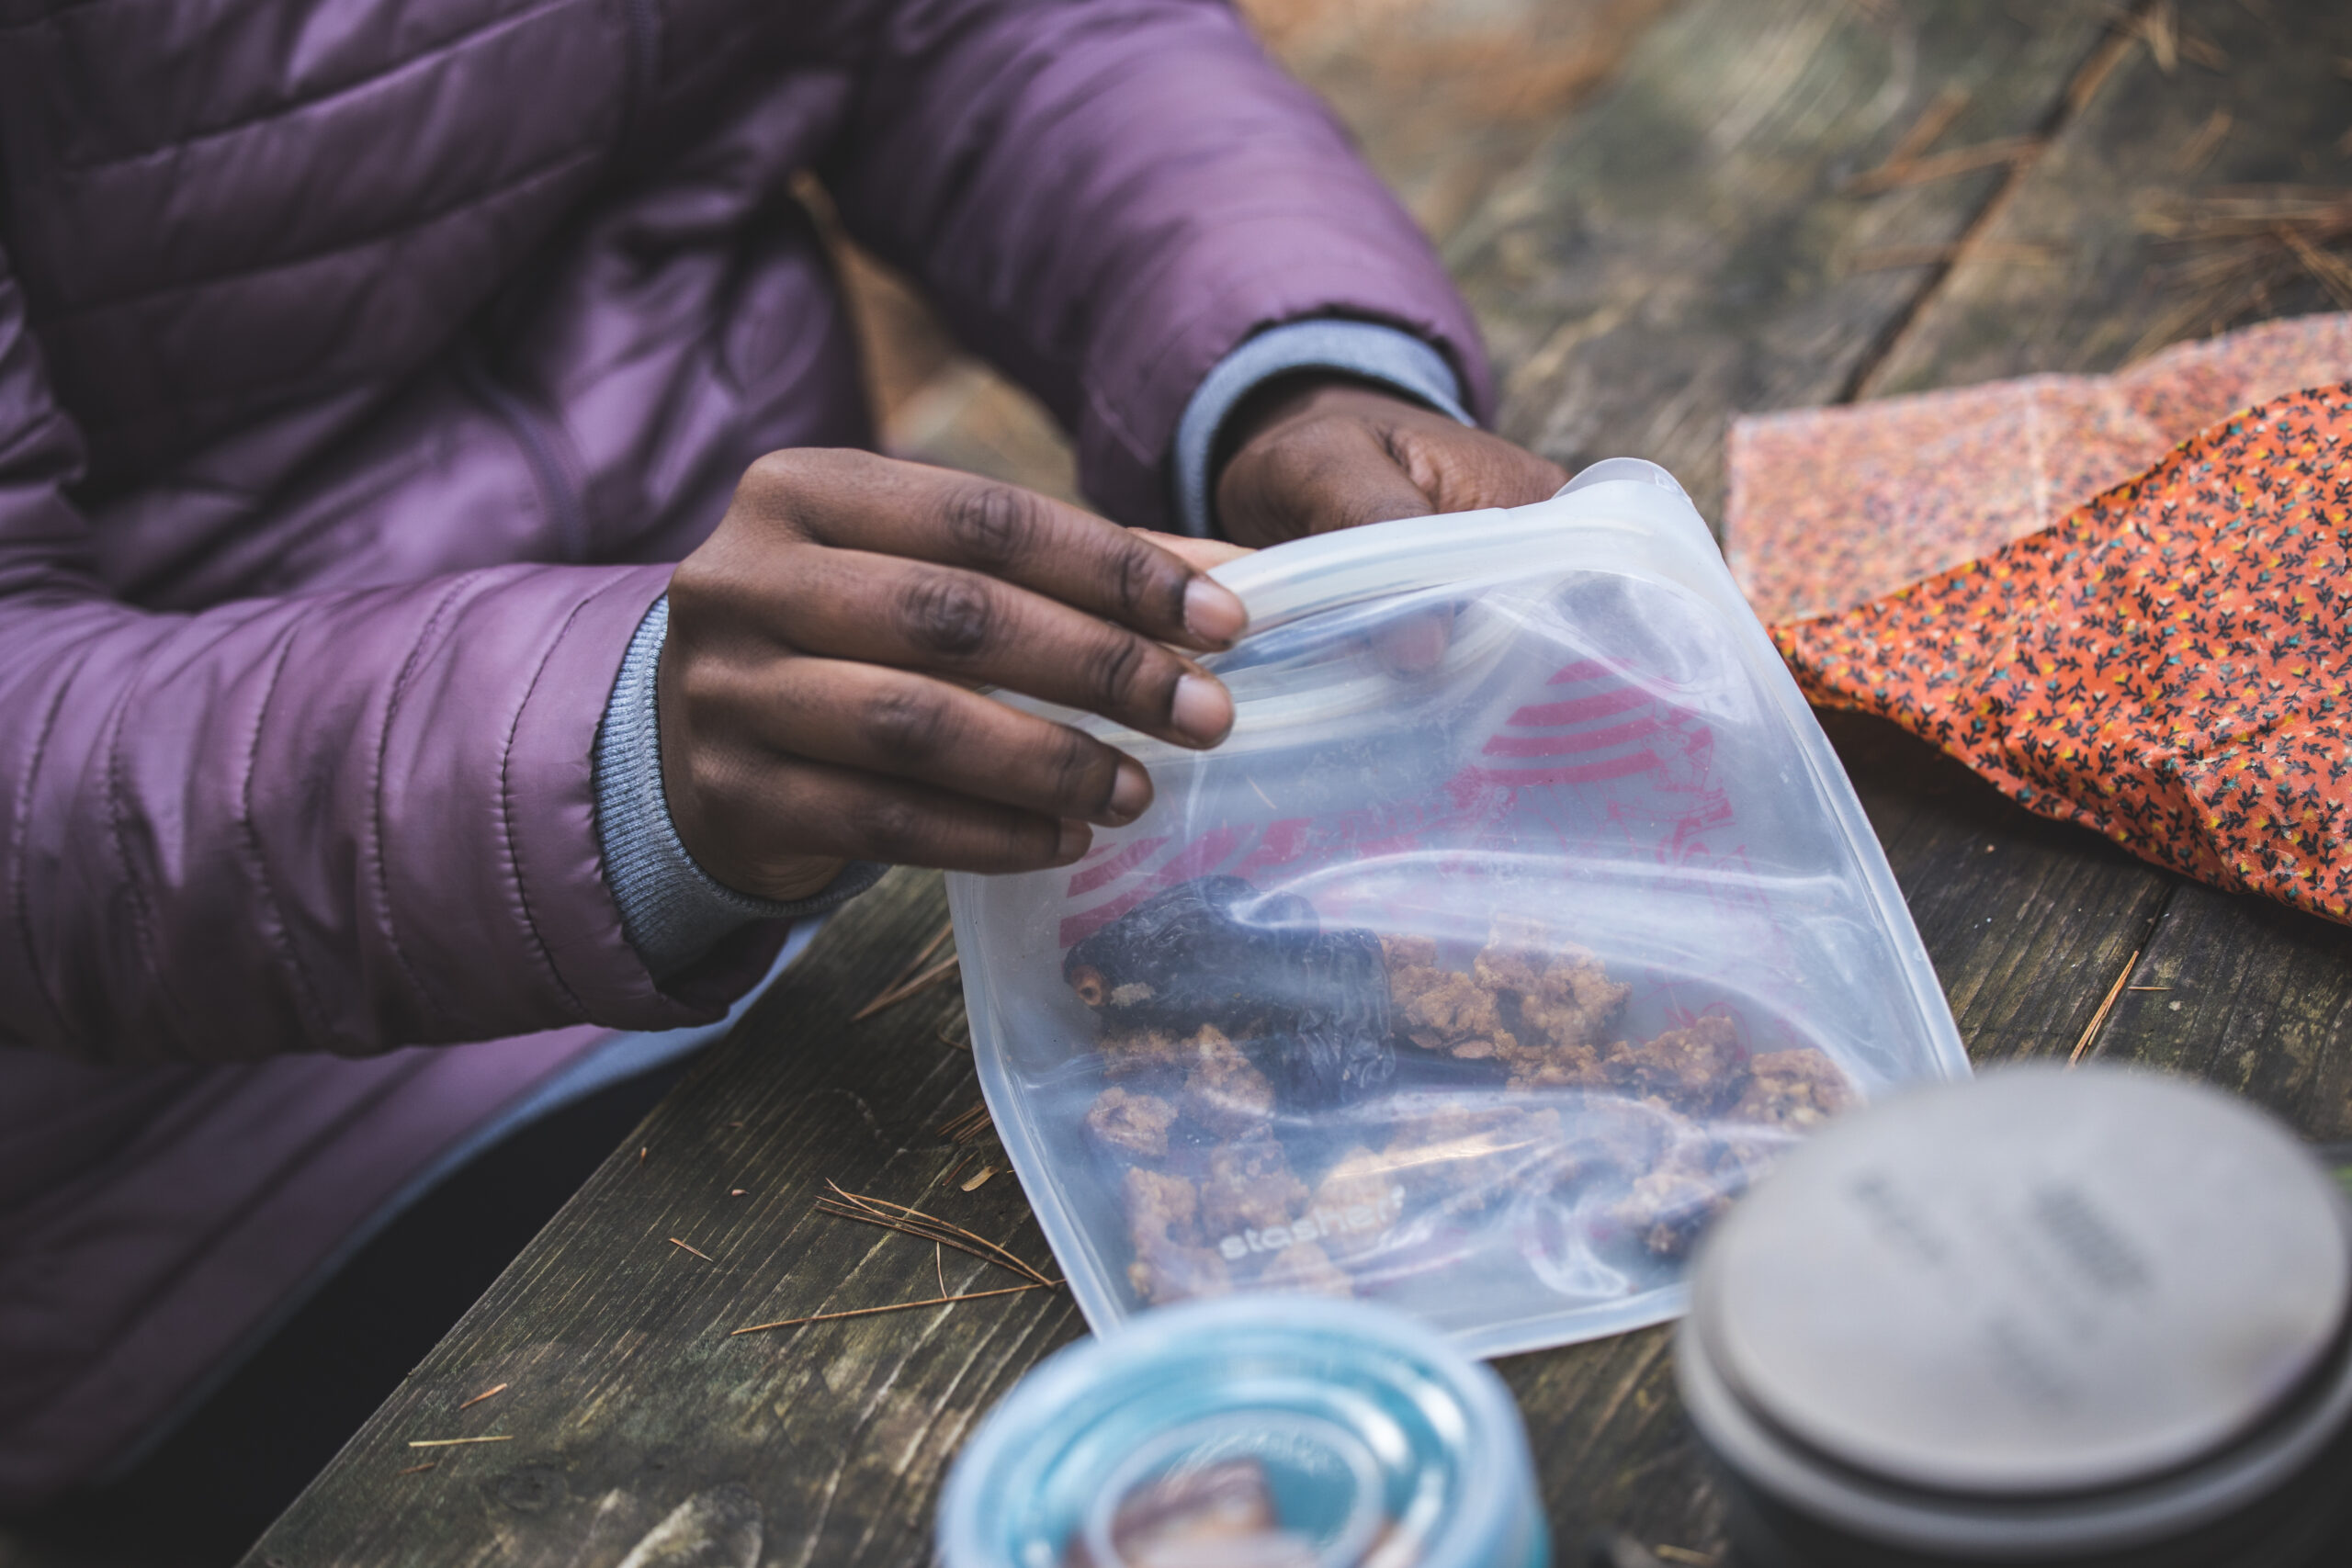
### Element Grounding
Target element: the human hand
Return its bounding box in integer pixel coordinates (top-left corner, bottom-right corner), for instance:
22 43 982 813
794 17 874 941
659 452 1250 902
1214 380 1568 547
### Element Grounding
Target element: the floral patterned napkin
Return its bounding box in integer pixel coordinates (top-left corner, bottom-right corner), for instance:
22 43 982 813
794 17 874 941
1727 313 2352 623
1774 382 2352 923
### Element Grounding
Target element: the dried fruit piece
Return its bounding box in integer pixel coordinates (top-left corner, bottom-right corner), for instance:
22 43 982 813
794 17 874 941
1603 1014 1745 1112
1383 933 1512 1057
1302 1145 1411 1260
1101 1028 1188 1081
1253 927 1396 1106
1611 1160 1735 1258
1069 877 1393 1111
1476 915 1630 1055
1259 1240 1353 1297
1123 1167 1230 1305
1383 1100 1565 1215
1724 1047 1856 1131
1197 1130 1311 1239
1180 1025 1276 1137
1088 1085 1179 1159
1065 876 1313 1030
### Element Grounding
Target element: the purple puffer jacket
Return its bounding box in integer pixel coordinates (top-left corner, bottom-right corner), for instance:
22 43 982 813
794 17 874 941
0 0 1486 1504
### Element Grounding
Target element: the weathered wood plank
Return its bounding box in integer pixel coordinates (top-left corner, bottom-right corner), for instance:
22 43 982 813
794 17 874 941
245 870 1083 1568
1861 0 2352 393
1450 0 2117 518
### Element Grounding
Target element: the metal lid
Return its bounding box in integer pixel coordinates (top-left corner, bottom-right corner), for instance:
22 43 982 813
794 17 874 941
1689 1066 2352 1503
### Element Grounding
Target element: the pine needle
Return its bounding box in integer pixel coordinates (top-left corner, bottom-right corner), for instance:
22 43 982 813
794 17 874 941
1844 136 2038 196
1842 85 1970 193
852 954 962 1021
397 1462 438 1475
1653 1548 1719 1568
936 1100 994 1144
407 1435 515 1449
456 1382 508 1411
728 1282 1049 1336
2068 949 2141 1068
817 1181 1055 1287
853 921 955 1020
667 1236 714 1261
2132 186 2352 356
2173 107 2232 175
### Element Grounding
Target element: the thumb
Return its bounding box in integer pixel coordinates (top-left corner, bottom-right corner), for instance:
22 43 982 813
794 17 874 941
1217 417 1438 543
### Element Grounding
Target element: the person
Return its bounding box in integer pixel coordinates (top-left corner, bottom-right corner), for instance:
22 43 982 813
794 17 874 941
0 0 1563 1551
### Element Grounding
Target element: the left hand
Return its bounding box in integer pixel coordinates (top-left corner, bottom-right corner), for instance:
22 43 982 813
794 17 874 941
1214 379 1568 547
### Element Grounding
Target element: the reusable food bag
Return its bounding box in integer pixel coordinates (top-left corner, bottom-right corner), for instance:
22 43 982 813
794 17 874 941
946 458 1968 1358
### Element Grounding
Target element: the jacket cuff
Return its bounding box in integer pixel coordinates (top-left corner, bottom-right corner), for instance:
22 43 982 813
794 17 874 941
593 595 888 981
1170 319 1474 539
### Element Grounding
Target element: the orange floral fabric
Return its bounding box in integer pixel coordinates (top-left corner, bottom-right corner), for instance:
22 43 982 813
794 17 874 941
1772 382 2352 923
1728 313 2352 622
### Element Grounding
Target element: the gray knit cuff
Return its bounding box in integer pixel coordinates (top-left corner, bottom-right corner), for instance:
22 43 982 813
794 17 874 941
1170 319 1474 538
594 595 888 981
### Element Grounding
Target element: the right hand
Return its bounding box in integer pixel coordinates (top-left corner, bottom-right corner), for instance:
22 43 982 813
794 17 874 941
659 451 1251 902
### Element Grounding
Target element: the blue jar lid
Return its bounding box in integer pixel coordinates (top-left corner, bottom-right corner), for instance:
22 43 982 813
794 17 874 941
937 1296 1549 1568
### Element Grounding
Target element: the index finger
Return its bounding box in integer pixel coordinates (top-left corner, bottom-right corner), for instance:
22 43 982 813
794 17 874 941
743 450 1248 650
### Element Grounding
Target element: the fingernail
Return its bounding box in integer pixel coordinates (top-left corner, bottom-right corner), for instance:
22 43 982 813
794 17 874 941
1170 674 1233 746
1183 578 1247 645
1106 760 1152 822
1056 819 1091 862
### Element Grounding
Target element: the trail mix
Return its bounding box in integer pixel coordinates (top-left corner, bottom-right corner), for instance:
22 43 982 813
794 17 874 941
1066 876 1854 1306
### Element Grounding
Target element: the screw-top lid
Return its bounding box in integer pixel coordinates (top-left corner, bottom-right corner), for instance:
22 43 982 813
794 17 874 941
1681 1066 2352 1551
936 1296 1546 1568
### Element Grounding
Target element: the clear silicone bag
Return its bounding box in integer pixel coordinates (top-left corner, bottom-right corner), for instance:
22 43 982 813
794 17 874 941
946 458 1969 1358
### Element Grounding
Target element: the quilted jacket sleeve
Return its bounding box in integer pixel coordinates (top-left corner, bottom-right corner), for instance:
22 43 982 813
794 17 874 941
0 249 780 1066
821 0 1495 528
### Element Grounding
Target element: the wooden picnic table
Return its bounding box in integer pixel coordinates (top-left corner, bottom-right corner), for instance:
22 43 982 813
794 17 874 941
245 2 2352 1563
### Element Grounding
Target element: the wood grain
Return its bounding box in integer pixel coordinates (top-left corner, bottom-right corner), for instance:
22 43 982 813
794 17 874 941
246 872 1082 1568
1861 0 2352 393
1448 0 2117 519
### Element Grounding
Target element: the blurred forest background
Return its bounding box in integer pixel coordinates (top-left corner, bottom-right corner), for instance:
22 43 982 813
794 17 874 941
817 0 1672 506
